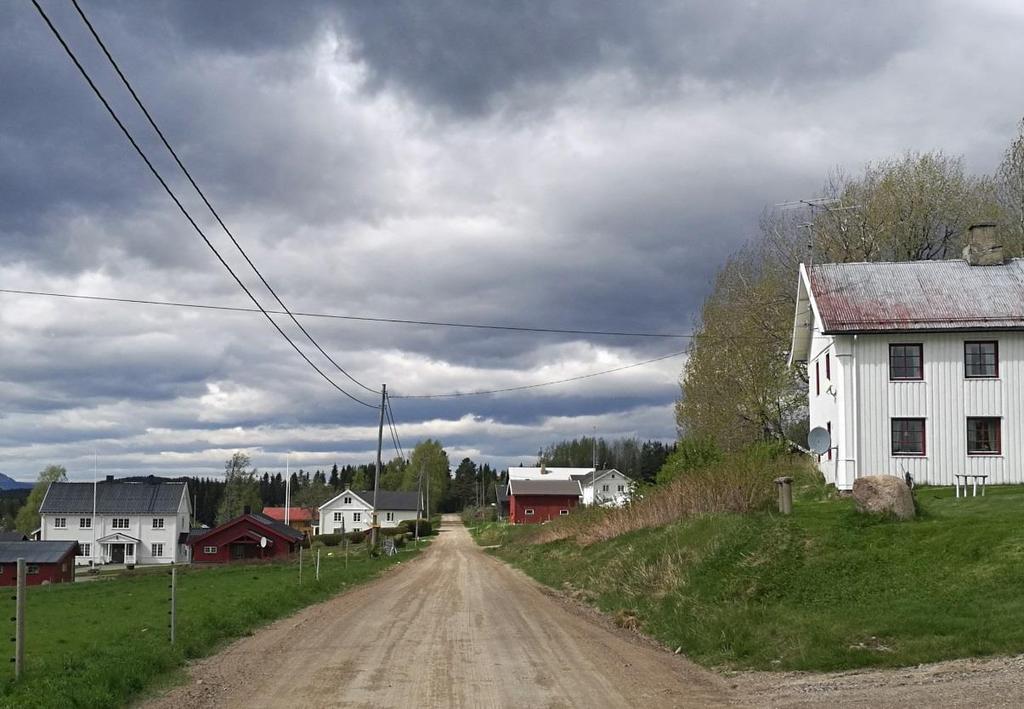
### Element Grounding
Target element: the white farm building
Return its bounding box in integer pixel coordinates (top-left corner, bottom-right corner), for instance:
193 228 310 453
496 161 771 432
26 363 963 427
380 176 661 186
790 223 1024 490
317 489 420 535
39 478 192 565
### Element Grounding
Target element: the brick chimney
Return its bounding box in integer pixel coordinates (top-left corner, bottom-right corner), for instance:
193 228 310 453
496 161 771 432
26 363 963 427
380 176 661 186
963 222 1004 266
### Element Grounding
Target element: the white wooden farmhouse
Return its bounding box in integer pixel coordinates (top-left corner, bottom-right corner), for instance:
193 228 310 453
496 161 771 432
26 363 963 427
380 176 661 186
790 223 1024 490
39 478 191 565
317 489 420 535
507 466 634 506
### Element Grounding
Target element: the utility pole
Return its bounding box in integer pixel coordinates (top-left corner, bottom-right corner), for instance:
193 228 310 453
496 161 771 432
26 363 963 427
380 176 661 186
415 464 424 543
591 427 597 507
371 384 386 547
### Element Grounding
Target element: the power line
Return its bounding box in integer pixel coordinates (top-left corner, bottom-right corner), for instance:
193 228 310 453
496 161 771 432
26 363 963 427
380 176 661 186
0 288 690 340
69 0 377 396
391 350 686 399
32 0 376 409
384 394 405 461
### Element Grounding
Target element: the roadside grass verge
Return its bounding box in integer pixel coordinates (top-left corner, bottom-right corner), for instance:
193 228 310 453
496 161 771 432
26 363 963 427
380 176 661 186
0 546 419 708
490 485 1024 672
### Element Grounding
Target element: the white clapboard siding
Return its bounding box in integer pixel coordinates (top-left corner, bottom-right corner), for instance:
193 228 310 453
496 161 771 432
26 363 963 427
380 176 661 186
808 328 1024 489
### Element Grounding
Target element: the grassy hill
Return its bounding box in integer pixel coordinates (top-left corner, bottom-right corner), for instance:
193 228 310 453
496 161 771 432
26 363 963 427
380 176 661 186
474 485 1024 672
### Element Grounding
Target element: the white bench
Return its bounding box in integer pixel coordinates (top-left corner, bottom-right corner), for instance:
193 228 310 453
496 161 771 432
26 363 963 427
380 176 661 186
954 473 988 498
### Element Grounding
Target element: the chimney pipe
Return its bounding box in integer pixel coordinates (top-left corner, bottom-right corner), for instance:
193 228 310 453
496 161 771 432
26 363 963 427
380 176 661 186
105 475 114 483
963 223 1004 266
243 505 251 515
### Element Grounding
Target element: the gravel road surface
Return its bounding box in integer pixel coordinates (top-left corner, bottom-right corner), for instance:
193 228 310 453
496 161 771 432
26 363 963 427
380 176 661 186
143 517 1024 708
142 517 734 708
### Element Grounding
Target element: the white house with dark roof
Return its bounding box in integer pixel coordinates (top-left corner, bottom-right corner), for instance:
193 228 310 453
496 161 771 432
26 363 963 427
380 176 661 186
789 223 1024 490
507 466 633 506
317 489 420 535
39 478 191 565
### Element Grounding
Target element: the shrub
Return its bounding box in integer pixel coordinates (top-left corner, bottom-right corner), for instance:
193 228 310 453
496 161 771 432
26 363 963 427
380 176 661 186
347 531 366 544
655 437 721 484
401 518 432 536
390 534 405 549
315 533 344 547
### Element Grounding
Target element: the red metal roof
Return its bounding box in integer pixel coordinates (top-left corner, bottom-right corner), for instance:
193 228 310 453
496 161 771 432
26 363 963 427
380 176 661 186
809 259 1024 333
261 506 315 522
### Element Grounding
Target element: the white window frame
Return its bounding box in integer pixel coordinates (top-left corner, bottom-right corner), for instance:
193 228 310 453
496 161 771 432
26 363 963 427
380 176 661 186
352 512 362 522
559 509 569 516
152 543 164 558
112 518 130 529
27 565 39 575
333 512 343 522
152 518 164 529
602 484 609 492
617 485 625 492
524 508 535 516
203 545 217 554
385 512 394 522
80 543 91 557
343 496 352 504
80 517 91 529
54 517 67 529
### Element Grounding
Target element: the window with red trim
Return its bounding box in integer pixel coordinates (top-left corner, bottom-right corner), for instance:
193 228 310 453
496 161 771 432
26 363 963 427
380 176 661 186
891 418 925 456
967 417 1001 455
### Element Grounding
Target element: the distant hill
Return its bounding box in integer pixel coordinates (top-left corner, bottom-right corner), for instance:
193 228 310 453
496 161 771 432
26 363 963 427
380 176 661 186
0 474 33 491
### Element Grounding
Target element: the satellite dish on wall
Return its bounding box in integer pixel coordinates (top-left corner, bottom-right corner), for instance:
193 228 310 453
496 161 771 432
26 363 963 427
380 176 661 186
808 427 832 455
259 536 268 549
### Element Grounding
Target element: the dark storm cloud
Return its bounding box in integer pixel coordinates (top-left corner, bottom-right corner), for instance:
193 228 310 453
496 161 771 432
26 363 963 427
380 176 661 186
2 1 1023 478
335 0 926 114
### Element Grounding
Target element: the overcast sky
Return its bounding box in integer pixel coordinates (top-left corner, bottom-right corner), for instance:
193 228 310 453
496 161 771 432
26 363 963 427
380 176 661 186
2 1 1023 481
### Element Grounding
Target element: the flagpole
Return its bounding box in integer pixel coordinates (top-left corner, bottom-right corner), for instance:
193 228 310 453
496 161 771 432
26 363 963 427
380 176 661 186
284 454 291 526
92 451 98 566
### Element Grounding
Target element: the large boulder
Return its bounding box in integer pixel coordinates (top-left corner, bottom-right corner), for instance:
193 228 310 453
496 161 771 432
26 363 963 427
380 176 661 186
852 475 915 520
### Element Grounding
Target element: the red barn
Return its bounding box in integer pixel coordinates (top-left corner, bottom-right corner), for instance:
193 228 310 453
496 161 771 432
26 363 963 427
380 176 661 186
0 541 79 586
189 511 305 564
508 479 582 524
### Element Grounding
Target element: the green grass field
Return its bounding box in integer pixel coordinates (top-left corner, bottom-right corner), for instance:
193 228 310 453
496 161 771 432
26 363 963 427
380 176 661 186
477 485 1024 672
0 545 420 709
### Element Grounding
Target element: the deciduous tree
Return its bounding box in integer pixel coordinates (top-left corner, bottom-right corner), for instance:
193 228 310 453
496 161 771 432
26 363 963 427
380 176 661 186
16 464 66 534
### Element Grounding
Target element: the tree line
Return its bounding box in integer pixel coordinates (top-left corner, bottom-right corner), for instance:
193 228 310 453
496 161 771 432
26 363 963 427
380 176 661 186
677 118 1024 453
6 432 681 532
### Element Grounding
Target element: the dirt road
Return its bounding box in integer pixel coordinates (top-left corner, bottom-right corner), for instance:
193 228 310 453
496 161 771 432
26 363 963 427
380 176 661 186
144 518 734 708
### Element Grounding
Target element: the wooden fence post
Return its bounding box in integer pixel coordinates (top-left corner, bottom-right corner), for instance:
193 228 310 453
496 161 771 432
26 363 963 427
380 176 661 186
169 566 177 645
14 558 25 679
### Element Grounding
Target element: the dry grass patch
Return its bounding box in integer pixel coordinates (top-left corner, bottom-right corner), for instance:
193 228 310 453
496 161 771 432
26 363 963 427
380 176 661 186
531 446 804 547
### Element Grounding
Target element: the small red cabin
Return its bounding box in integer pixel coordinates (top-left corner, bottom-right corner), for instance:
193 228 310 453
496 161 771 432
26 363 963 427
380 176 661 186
508 479 582 524
189 512 305 563
0 541 79 586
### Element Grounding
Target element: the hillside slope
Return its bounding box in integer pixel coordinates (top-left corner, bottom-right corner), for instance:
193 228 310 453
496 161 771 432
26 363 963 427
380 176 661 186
479 486 1024 672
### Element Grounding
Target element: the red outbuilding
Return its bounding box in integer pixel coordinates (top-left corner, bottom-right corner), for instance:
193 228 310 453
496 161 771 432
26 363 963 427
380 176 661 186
0 541 79 586
507 479 582 524
188 510 305 564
